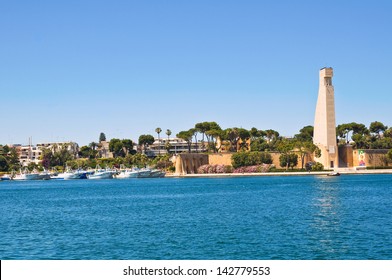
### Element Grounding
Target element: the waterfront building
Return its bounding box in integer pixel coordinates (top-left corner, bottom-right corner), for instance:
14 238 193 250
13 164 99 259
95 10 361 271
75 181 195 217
146 138 205 157
11 141 79 167
15 144 42 166
36 142 79 156
313 67 339 169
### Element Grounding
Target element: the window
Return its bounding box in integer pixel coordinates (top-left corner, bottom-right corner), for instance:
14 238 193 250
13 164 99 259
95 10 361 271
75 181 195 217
325 77 332 86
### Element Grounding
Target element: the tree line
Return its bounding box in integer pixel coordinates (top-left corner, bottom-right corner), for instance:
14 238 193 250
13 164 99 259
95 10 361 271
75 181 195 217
1 120 392 173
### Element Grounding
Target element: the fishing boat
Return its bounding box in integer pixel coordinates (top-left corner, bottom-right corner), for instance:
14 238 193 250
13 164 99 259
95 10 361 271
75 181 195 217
114 167 140 179
38 169 51 180
87 165 115 179
149 169 166 178
53 168 88 180
136 168 152 178
13 169 41 180
1 174 12 181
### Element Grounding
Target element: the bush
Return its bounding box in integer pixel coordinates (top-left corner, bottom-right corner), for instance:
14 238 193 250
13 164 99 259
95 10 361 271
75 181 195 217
311 162 324 171
197 164 233 174
279 153 298 169
232 151 273 168
233 164 273 173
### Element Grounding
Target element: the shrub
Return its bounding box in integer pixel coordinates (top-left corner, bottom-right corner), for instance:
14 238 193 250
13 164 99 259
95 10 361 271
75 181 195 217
232 151 273 168
197 164 233 174
279 153 298 169
233 164 272 173
311 162 324 171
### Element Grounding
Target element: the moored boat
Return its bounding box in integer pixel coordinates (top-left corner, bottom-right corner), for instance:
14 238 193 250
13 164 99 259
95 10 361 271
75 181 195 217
13 169 41 180
327 172 340 176
136 168 152 178
149 169 166 178
53 169 88 180
114 168 140 179
1 174 12 181
87 166 115 179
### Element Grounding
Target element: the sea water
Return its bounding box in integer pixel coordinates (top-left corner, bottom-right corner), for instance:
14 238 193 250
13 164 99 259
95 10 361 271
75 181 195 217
0 174 391 260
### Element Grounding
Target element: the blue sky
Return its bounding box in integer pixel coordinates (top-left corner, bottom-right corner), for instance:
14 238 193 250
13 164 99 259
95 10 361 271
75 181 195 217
1 0 391 146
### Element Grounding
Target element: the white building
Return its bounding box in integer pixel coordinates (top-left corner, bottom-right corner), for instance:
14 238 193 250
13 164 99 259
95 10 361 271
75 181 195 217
146 138 205 157
13 141 79 167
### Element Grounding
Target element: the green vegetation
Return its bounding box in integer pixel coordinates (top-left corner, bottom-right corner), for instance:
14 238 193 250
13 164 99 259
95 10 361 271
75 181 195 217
99 132 106 142
138 134 155 153
2 120 392 173
337 121 392 149
231 151 272 169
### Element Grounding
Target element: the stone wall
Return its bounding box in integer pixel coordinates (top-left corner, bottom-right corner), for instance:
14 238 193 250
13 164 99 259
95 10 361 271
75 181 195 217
174 154 209 175
174 151 315 174
353 149 390 167
208 153 233 165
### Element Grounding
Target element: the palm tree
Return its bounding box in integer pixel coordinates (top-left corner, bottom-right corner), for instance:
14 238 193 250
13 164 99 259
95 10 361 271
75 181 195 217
165 129 172 154
155 127 162 155
89 142 98 150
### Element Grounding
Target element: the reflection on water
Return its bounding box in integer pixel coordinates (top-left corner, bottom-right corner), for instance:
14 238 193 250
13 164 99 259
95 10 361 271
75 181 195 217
310 178 348 258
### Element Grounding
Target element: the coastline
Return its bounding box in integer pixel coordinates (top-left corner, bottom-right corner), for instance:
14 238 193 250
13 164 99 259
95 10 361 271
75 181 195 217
166 168 392 178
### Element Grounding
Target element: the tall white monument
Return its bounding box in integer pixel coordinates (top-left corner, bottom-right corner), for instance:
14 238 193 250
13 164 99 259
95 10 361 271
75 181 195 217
313 67 338 169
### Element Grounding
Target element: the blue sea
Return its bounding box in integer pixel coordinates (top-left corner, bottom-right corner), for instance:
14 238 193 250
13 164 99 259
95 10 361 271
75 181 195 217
0 174 391 260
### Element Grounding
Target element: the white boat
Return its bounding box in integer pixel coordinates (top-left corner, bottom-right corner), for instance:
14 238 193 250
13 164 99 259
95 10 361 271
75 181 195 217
53 169 88 180
115 168 140 179
1 174 12 181
149 169 166 178
87 166 115 179
38 169 51 180
13 169 41 180
136 168 152 178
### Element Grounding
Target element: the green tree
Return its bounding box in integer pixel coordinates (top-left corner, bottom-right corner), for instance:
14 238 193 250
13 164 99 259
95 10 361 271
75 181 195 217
195 122 209 148
0 155 9 172
165 129 172 154
109 138 126 158
225 128 239 152
52 144 74 167
99 132 106 142
369 121 387 139
177 130 194 152
250 138 269 152
294 125 314 142
122 139 135 155
6 147 20 171
295 141 321 169
138 134 155 154
237 128 250 151
231 151 272 168
265 129 279 143
155 127 162 155
89 142 98 151
279 153 298 170
78 146 97 159
195 121 221 151
41 148 54 169
276 139 295 170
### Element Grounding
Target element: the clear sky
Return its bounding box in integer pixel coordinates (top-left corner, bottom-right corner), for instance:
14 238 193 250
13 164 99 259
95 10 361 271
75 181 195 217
1 0 391 146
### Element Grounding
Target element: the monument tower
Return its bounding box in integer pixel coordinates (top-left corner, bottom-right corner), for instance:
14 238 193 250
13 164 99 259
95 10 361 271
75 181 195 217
313 67 338 169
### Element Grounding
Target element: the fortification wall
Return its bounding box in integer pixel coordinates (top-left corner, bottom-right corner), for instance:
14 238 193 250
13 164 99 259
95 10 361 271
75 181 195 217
174 151 315 174
353 149 391 167
174 154 209 175
208 153 233 165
